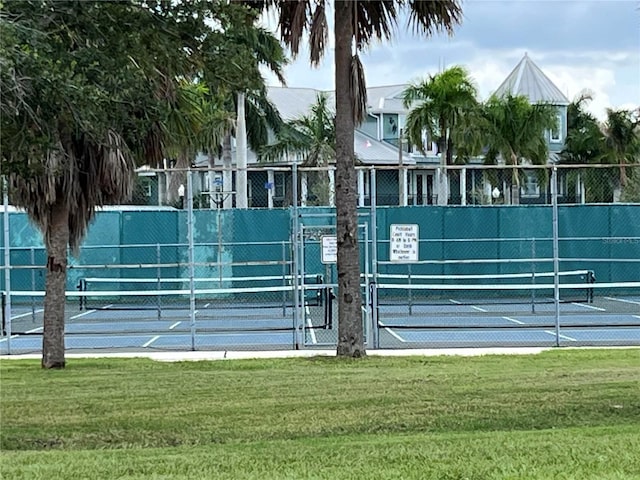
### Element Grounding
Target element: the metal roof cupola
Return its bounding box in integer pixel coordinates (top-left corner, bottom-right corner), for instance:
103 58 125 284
493 52 570 105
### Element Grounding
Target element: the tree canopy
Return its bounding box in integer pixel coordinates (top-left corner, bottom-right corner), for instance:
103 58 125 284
0 0 287 368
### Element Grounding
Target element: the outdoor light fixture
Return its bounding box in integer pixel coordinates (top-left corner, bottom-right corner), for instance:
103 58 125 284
492 187 501 199
178 184 185 209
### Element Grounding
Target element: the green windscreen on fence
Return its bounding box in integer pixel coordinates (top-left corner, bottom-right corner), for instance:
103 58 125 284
2 204 639 292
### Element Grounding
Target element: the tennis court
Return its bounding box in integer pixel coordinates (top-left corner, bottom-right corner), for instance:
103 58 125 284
2 195 639 355
2 271 639 354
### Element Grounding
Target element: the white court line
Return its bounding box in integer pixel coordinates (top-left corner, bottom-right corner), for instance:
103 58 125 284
503 316 525 325
633 315 640 320
571 302 606 312
142 335 160 348
1 324 44 342
378 321 406 343
605 296 640 306
169 321 181 330
0 335 19 343
305 306 317 345
449 299 462 305
544 330 576 342
70 304 114 320
471 306 488 313
11 309 44 320
70 310 96 320
204 303 210 308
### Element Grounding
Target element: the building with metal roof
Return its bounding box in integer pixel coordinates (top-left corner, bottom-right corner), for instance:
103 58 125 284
493 53 570 106
156 54 572 207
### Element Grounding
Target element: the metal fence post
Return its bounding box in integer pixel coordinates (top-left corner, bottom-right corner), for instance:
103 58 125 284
363 223 371 348
551 166 561 347
3 178 11 353
281 241 287 316
369 167 379 349
291 162 303 349
30 247 36 321
530 237 536 314
156 243 162 321
187 169 196 351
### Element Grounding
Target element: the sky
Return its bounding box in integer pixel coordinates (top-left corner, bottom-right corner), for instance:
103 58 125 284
260 0 640 121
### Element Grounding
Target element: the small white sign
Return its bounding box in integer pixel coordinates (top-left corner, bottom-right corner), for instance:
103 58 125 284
390 224 419 262
321 235 337 264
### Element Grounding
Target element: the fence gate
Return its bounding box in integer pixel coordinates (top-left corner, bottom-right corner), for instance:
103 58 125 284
294 211 373 348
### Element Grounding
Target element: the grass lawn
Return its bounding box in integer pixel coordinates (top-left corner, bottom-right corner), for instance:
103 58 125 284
1 348 639 479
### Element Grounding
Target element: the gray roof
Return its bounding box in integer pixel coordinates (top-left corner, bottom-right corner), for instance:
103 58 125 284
366 85 408 113
267 87 334 120
355 131 413 165
493 53 570 105
266 85 411 118
266 86 411 165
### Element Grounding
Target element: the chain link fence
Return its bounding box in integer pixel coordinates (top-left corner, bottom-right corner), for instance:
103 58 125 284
2 164 639 354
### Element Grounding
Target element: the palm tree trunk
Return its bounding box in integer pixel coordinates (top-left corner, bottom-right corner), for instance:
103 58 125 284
619 157 627 188
510 152 520 205
41 200 69 369
437 127 449 205
236 91 248 208
168 152 189 207
222 132 233 209
335 1 364 357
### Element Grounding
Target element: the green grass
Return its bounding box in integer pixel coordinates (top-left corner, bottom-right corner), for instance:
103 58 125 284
1 349 639 479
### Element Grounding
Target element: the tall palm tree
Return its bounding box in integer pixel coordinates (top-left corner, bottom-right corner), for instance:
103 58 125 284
163 81 235 205
600 108 640 201
402 66 479 204
559 92 614 202
561 92 603 164
216 90 284 208
260 92 336 205
203 4 287 209
481 94 558 203
252 0 463 357
260 92 335 166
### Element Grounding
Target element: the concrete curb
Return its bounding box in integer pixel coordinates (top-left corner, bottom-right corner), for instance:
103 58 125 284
1 347 554 362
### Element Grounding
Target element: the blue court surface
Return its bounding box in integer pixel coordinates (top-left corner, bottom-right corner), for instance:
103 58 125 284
2 297 639 354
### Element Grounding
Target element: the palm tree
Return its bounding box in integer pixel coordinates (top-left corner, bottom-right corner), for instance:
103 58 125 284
252 0 463 357
260 92 336 205
560 92 614 202
203 4 287 209
402 66 479 205
600 108 640 201
162 81 235 205
481 94 558 204
562 92 603 164
2 1 232 368
215 90 284 208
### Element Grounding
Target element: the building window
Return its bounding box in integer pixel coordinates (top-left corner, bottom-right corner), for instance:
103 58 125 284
550 114 562 143
274 172 286 199
383 114 399 141
521 171 540 198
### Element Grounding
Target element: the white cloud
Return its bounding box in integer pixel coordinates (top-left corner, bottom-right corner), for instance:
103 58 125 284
260 0 640 119
545 67 616 121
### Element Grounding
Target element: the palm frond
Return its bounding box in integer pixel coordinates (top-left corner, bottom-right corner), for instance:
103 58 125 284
406 0 463 36
355 1 398 46
278 0 311 58
350 54 368 126
309 3 329 66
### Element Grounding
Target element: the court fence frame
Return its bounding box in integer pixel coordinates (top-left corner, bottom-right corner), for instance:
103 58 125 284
2 164 640 354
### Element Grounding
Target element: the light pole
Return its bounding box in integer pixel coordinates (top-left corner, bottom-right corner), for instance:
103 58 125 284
178 184 185 209
492 187 501 204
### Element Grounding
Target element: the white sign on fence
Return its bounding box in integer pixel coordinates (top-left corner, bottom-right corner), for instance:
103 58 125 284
321 235 337 264
390 224 419 262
